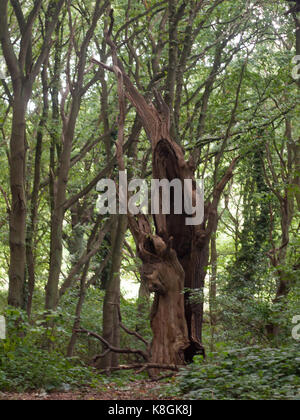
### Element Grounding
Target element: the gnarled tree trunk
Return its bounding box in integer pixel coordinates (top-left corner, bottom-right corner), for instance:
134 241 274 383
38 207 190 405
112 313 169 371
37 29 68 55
98 22 238 366
130 217 189 365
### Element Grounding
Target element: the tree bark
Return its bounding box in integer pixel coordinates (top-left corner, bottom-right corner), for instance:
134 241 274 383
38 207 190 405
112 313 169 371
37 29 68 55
96 16 238 366
26 66 49 317
0 0 65 308
99 215 128 370
46 0 108 310
8 91 29 308
136 276 150 334
67 263 89 358
209 232 217 351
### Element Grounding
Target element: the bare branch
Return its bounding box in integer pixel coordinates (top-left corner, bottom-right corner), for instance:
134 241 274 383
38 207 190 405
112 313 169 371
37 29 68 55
75 328 149 361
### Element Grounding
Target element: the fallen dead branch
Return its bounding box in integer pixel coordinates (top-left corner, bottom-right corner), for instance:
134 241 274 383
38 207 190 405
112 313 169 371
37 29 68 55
75 328 149 361
76 328 181 378
98 363 180 374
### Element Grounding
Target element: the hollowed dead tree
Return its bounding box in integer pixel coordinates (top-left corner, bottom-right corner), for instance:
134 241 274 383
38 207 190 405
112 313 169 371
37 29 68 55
127 126 237 366
96 16 238 367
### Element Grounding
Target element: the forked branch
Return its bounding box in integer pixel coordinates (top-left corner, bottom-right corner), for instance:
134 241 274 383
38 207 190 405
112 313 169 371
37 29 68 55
75 328 149 361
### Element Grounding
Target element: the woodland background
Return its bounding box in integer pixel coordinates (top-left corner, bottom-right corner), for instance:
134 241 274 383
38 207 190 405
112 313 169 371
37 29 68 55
0 0 299 400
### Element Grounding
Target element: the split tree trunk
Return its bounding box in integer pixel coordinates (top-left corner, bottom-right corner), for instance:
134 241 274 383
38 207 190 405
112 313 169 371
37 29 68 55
125 95 236 365
130 216 189 366
147 248 189 365
99 25 237 366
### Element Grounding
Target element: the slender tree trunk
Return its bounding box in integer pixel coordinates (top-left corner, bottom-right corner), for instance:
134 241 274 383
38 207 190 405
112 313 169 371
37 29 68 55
295 138 300 212
295 13 300 88
266 201 294 338
26 67 49 317
67 263 89 357
8 89 30 308
209 232 217 351
136 277 150 333
46 0 107 310
294 14 300 208
46 97 81 310
265 12 300 339
266 124 295 338
0 0 65 308
99 215 127 370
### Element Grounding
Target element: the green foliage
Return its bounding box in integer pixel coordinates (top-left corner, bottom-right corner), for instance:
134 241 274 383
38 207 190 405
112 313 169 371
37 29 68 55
0 0 299 399
0 308 94 392
163 345 300 400
119 295 152 360
0 292 152 391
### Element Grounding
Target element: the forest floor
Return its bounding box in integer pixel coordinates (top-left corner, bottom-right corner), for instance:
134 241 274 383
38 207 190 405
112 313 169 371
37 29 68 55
0 380 171 400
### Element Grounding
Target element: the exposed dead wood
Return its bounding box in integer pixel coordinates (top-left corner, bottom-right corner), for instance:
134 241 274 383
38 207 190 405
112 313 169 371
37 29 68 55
98 363 180 374
92 8 238 368
75 328 148 361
